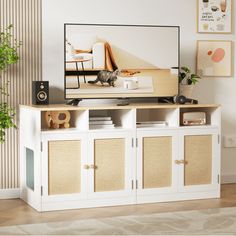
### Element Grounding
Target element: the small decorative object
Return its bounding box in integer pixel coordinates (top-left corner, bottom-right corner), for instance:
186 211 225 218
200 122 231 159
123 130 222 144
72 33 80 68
0 25 21 143
179 66 201 98
45 110 71 129
181 112 206 126
197 40 232 77
123 78 139 90
197 0 232 33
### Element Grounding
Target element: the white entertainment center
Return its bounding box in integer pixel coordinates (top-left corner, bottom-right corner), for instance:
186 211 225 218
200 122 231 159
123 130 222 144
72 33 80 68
20 103 221 212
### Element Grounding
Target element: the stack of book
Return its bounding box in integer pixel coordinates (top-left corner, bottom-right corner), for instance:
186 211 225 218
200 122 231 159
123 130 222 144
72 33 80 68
136 121 168 128
89 116 115 129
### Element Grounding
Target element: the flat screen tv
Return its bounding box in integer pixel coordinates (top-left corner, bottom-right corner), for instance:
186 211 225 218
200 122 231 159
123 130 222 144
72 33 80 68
64 23 179 101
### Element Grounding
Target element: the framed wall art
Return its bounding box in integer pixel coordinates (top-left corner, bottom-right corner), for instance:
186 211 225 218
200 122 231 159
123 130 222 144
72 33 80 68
197 40 232 77
197 0 232 33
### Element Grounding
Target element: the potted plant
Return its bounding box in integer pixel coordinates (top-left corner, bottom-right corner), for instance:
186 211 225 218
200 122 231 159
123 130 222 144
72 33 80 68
0 25 21 143
179 66 201 98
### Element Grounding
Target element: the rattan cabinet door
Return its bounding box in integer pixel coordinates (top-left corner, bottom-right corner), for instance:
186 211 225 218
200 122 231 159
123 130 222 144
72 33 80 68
48 140 81 195
184 135 212 186
136 129 179 204
178 128 220 193
41 133 88 210
142 136 172 189
87 131 134 203
94 138 125 192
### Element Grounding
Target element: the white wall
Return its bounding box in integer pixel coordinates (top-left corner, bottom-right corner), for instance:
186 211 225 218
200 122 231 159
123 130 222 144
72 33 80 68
42 0 236 181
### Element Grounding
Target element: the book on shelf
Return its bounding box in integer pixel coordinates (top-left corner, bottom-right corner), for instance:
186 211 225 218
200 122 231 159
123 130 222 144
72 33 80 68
89 124 115 129
89 120 113 125
89 116 112 121
136 121 168 127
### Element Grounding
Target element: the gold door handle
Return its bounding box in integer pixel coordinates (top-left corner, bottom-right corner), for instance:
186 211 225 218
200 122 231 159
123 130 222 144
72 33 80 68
180 160 188 165
175 160 188 165
175 160 181 165
83 164 90 169
89 164 97 169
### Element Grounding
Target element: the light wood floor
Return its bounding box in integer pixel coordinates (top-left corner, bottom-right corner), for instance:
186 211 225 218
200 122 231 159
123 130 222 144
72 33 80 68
0 184 236 227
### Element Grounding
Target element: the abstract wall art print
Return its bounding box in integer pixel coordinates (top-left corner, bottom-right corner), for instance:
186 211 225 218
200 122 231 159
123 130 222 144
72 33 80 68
197 0 232 33
197 40 232 77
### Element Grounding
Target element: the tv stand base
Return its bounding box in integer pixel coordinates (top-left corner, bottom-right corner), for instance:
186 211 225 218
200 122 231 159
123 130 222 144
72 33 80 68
67 99 82 106
117 98 130 106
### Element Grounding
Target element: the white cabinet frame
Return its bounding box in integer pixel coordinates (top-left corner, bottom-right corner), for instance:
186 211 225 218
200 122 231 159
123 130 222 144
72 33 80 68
19 104 221 211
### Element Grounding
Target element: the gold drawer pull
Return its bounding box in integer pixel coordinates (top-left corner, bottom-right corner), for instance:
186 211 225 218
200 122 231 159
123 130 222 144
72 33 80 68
83 164 90 169
175 160 188 165
175 160 181 165
180 160 188 165
89 165 97 169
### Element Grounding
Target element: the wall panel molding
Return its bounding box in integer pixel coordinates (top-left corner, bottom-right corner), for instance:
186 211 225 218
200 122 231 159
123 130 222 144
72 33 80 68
0 189 20 199
0 0 42 191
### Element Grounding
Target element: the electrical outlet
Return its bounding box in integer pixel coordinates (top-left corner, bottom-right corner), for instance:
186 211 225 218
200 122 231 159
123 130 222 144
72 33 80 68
223 136 236 148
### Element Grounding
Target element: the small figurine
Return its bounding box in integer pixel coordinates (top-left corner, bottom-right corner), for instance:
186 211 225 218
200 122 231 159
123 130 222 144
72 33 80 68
45 110 71 129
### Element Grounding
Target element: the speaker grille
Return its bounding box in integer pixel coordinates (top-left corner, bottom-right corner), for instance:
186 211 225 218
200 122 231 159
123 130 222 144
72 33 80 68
32 81 49 104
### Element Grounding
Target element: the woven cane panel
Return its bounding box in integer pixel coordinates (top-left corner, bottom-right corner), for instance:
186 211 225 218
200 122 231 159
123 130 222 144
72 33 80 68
184 135 212 186
143 136 172 189
94 138 125 192
48 140 81 195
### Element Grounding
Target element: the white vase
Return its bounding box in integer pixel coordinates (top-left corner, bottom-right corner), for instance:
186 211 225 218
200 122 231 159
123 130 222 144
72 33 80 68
179 84 195 98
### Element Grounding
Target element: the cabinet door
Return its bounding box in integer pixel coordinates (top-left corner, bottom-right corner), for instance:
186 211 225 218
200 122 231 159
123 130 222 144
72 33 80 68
87 131 135 204
136 129 178 203
41 133 88 204
178 128 220 193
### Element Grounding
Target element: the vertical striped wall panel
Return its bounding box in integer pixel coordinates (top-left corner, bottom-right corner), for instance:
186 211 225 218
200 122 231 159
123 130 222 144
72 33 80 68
0 0 42 190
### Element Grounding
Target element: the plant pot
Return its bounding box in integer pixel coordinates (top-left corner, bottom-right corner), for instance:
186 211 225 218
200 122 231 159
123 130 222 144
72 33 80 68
179 84 195 98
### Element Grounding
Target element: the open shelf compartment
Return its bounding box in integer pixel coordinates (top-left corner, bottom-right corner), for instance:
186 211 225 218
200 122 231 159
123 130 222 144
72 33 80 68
89 109 134 130
136 108 179 128
41 110 88 131
179 106 221 127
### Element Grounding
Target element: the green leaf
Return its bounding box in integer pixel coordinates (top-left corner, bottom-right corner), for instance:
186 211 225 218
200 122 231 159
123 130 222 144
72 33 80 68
0 103 17 143
0 25 21 72
181 66 191 73
179 66 201 85
0 25 20 143
191 74 201 79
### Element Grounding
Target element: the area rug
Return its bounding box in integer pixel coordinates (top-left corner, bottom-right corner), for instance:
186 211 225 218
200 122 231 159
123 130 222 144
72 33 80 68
1 207 236 235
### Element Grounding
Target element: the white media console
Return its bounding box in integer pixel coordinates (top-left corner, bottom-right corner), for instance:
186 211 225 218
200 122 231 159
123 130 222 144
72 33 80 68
20 103 221 212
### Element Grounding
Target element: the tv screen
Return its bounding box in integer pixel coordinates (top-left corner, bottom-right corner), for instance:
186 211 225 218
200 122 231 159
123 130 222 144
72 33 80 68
64 24 179 100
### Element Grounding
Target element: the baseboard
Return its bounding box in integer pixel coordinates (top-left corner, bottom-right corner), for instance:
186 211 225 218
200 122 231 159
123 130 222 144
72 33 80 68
0 188 20 199
221 174 236 184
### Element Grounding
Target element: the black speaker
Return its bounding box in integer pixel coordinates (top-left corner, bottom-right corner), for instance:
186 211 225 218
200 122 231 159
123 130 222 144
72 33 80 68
32 81 49 105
